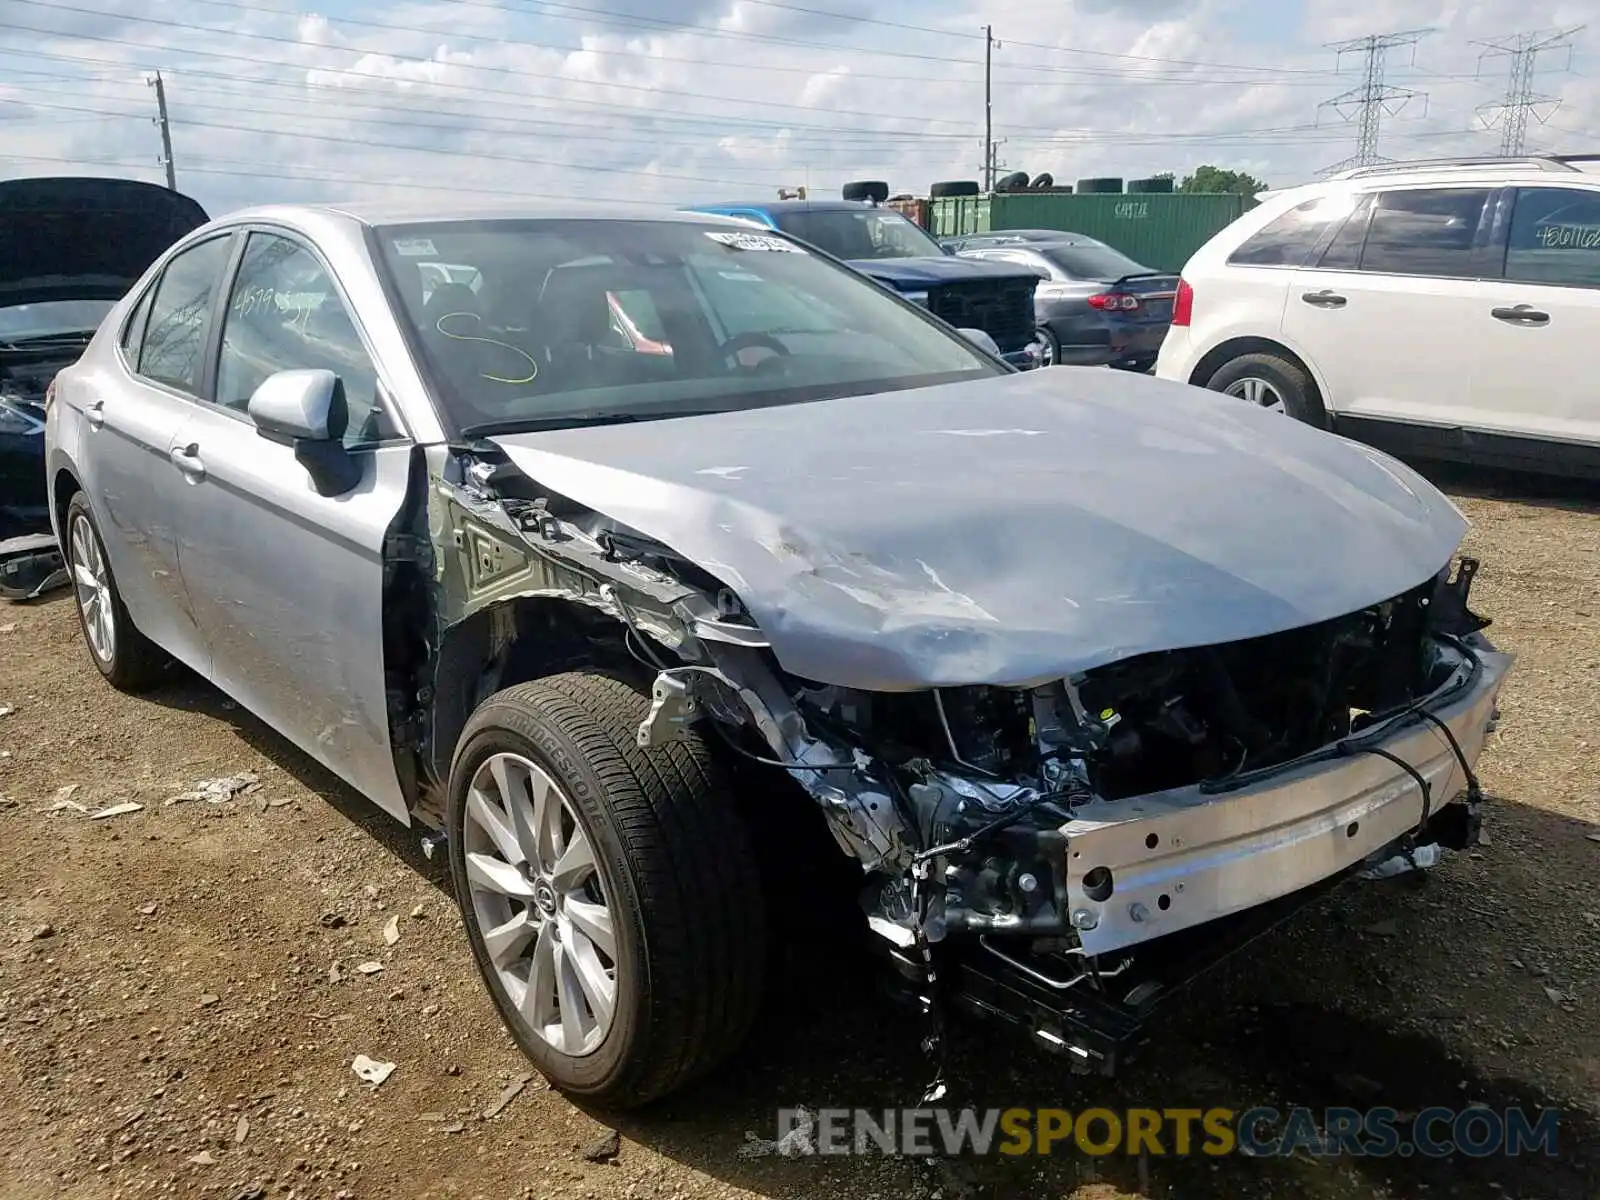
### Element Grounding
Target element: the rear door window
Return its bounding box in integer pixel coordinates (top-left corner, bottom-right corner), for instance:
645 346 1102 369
1503 186 1600 288
1357 188 1493 278
1316 195 1374 271
120 286 155 361
137 234 235 396
1228 196 1345 268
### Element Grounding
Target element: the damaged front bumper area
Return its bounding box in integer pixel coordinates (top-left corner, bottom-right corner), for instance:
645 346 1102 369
1059 641 1508 958
634 580 1508 1078
422 446 1510 1076
898 636 1509 1073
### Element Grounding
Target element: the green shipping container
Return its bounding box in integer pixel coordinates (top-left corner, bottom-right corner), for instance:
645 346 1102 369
927 194 991 237
930 192 1253 272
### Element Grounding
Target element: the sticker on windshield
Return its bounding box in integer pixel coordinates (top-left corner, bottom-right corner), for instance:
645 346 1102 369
391 237 438 256
717 270 763 281
703 231 805 253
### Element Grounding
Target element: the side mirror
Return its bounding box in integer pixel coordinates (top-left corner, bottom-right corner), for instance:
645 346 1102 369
246 369 361 497
956 327 1001 357
247 369 344 443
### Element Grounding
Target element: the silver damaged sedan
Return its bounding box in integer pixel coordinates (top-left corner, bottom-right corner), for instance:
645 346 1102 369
45 202 1512 1106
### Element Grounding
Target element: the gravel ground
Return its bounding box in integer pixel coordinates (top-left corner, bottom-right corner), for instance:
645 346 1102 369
1 468 1596 1200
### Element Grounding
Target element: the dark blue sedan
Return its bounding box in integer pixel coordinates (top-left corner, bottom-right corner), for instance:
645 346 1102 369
944 231 1177 371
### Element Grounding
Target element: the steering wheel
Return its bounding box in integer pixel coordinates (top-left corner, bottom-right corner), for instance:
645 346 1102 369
718 331 791 372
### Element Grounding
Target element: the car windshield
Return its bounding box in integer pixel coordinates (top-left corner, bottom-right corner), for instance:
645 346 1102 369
373 218 1000 435
772 208 946 261
1036 244 1152 281
0 299 114 344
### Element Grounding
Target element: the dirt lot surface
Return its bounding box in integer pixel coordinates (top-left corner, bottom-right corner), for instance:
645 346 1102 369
1 468 1597 1200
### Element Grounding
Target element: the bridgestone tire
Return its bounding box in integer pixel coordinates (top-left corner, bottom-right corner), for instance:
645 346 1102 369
447 671 767 1109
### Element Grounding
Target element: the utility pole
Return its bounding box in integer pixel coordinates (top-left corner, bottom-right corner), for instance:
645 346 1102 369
1475 27 1584 157
983 25 994 191
149 71 176 190
1318 29 1431 174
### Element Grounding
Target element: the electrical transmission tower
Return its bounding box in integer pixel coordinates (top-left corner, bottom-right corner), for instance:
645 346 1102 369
1318 29 1432 174
1475 27 1584 157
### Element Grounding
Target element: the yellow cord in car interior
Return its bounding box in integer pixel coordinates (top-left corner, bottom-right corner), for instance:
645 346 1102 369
433 311 539 385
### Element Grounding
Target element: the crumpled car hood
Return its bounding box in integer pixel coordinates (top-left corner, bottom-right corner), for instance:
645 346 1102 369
490 368 1467 691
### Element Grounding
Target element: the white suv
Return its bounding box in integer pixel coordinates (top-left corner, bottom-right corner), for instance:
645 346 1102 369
1155 155 1600 477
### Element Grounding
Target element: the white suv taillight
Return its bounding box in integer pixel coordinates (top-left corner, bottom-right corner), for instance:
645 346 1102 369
1171 278 1194 327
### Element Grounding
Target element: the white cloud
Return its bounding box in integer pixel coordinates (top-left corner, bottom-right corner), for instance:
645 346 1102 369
0 0 1595 214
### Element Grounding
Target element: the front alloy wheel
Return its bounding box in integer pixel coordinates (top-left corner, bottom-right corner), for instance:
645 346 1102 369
461 751 617 1056
447 672 766 1108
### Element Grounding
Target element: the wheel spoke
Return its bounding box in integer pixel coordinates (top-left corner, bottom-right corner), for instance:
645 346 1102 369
520 922 558 1029
481 911 538 968
466 786 523 866
564 928 615 1029
550 828 596 894
493 757 545 871
71 521 93 572
535 771 565 869
73 563 98 591
95 602 114 658
563 897 614 960
554 941 589 1051
465 850 535 900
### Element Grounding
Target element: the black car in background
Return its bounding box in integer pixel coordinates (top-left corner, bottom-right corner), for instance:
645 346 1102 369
945 231 1177 371
0 177 207 598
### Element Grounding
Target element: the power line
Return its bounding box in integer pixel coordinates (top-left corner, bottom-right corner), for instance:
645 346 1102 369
0 151 666 204
3 0 1364 92
1474 26 1585 156
15 88 1463 157
0 48 972 142
5 50 1427 153
0 2 983 127
1318 29 1433 173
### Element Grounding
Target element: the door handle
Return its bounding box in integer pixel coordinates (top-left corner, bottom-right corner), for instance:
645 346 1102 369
1301 289 1348 308
84 400 105 430
1491 304 1550 326
169 442 206 482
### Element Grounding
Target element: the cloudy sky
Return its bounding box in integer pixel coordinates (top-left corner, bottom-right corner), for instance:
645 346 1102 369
1 0 1596 215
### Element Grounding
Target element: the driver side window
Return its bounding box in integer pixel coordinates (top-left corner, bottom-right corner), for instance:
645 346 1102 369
216 232 391 448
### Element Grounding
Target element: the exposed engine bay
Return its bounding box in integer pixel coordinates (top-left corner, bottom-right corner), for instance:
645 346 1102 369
393 436 1510 1075
0 340 81 599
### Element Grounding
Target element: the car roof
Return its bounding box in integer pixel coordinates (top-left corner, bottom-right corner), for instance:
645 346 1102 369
954 228 1085 239
214 199 759 229
691 199 883 215
951 230 1101 245
1262 160 1600 201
